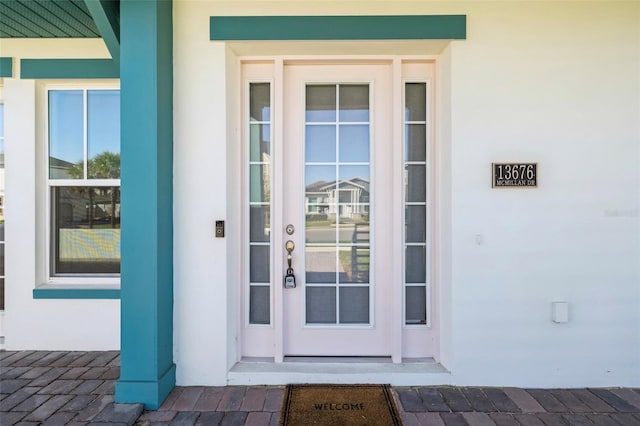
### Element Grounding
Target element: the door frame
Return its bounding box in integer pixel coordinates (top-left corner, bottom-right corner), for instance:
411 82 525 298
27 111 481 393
239 57 438 364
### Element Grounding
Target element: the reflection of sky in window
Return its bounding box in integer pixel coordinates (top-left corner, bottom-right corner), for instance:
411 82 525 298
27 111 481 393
49 90 83 164
49 90 120 166
88 90 120 159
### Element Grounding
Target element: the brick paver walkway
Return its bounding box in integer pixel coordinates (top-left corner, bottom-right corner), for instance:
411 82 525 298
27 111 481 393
2 351 639 425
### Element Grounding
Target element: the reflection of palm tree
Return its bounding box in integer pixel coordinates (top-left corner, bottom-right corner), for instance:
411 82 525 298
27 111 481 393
66 152 120 229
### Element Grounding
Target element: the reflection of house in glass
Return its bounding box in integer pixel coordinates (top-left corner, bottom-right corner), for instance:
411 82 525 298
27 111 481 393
49 157 75 179
305 177 369 222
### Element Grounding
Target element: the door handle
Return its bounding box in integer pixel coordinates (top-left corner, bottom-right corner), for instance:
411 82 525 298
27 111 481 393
284 240 296 288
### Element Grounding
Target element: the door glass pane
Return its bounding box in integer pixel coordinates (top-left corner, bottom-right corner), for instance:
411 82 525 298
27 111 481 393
250 83 270 122
406 286 427 324
339 287 369 323
249 206 270 242
405 124 426 162
339 85 369 122
338 246 369 284
249 165 270 203
305 83 371 326
406 246 426 283
306 125 336 162
250 124 271 162
405 206 426 243
405 165 426 203
339 125 369 162
249 245 270 283
306 247 337 283
306 287 336 324
306 85 336 122
405 83 426 122
250 285 270 324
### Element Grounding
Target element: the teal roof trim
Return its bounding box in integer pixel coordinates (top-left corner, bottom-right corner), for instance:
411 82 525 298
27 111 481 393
21 58 119 79
0 57 13 77
210 15 467 41
84 0 120 64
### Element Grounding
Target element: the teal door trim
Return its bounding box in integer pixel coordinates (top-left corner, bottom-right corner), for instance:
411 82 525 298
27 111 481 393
20 59 119 79
115 0 175 410
210 15 466 41
0 57 12 77
83 0 121 66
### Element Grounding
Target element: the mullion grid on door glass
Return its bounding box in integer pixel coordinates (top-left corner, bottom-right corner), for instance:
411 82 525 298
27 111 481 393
248 82 272 325
305 84 370 325
404 82 429 326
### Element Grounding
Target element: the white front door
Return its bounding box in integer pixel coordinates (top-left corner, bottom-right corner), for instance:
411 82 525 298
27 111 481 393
282 64 393 356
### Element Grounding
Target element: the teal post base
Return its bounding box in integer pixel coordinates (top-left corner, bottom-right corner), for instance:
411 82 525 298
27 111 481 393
116 364 176 410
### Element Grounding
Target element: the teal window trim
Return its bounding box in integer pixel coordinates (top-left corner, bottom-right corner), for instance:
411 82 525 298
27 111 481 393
33 287 120 299
0 57 13 77
21 59 119 79
210 15 466 41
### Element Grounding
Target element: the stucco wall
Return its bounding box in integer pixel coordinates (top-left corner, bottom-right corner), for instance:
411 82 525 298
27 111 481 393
173 0 639 386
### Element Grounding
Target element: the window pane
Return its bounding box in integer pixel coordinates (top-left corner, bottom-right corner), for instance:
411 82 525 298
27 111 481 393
405 124 426 162
339 85 369 122
306 286 336 324
306 85 336 122
406 286 427 324
52 186 120 274
249 165 270 203
0 243 4 276
339 286 369 324
49 91 83 179
250 124 271 162
306 125 336 162
249 285 270 324
88 90 120 179
405 165 426 203
338 246 369 284
406 205 426 243
249 245 270 283
0 278 4 311
306 246 336 283
405 83 426 122
406 246 426 283
249 206 270 242
250 83 270 122
339 125 369 162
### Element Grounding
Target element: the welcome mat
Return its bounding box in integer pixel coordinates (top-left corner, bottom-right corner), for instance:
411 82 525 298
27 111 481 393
280 384 401 426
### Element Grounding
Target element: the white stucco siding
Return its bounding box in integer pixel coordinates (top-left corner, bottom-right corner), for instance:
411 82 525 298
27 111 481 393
173 3 234 385
448 2 639 387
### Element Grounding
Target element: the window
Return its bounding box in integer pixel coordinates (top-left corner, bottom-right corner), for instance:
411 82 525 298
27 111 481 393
0 102 5 308
247 82 271 324
404 82 429 325
48 89 120 277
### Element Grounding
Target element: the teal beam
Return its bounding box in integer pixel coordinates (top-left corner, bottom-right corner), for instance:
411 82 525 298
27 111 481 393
33 288 120 299
20 59 118 79
211 15 466 41
115 0 175 410
0 57 12 77
84 0 121 66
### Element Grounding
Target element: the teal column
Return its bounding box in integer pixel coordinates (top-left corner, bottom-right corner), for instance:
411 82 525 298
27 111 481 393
115 0 175 410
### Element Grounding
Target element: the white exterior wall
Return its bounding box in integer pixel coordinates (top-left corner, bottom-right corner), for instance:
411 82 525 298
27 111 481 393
173 0 639 386
1 40 120 350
